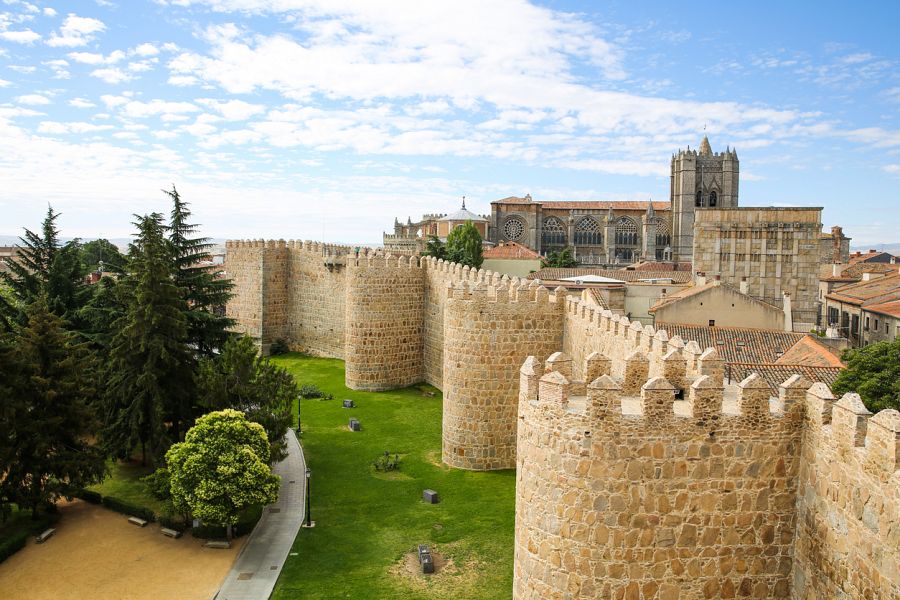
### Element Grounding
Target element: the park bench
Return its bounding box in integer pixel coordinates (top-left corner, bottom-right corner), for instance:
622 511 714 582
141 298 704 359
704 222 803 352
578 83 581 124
161 527 182 539
35 528 55 544
204 540 231 549
128 516 148 527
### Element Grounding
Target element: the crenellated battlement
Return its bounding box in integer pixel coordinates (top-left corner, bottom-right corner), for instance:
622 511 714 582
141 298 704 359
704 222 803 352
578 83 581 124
514 349 899 599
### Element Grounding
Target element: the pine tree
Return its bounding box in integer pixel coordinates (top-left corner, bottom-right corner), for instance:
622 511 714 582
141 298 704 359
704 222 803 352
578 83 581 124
0 206 88 331
197 335 298 462
103 214 194 465
0 297 106 518
164 186 234 357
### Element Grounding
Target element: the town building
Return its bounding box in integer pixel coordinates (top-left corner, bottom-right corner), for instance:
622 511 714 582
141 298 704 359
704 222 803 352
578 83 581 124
383 198 489 254
824 272 900 346
481 241 542 277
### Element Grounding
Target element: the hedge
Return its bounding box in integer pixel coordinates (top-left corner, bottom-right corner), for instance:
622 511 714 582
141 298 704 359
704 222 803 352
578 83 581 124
191 505 263 539
101 496 156 523
0 531 29 564
76 489 102 505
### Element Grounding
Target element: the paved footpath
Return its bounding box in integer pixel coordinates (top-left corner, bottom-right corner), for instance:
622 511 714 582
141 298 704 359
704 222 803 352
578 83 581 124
214 429 307 600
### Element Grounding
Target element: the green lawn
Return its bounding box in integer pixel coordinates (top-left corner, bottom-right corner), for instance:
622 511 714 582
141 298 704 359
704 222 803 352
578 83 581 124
270 354 516 600
86 460 167 516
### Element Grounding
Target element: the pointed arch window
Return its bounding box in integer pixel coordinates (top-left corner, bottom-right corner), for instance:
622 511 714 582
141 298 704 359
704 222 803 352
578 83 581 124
695 190 703 207
541 217 566 248
614 217 639 247
708 191 717 207
574 216 602 245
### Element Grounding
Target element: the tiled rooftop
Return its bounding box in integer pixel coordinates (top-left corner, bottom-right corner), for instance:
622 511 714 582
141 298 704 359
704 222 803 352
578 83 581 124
529 267 692 284
656 324 806 364
863 298 900 318
728 364 843 393
825 273 900 306
492 196 669 211
482 241 542 260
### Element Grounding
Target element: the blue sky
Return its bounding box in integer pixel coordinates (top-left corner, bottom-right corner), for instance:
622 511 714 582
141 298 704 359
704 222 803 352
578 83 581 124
0 0 898 246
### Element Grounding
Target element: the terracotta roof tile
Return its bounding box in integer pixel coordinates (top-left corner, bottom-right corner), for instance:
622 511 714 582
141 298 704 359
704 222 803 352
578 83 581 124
482 241 542 260
649 282 779 314
848 250 896 264
774 336 844 368
626 261 693 272
825 273 900 306
656 324 806 364
728 364 843 393
863 299 900 318
529 267 692 284
492 196 669 211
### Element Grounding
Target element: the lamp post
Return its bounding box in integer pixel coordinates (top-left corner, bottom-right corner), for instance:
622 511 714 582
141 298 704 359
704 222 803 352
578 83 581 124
305 467 312 527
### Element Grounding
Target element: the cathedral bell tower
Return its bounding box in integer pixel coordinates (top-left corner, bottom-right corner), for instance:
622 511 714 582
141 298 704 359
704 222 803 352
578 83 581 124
670 136 739 261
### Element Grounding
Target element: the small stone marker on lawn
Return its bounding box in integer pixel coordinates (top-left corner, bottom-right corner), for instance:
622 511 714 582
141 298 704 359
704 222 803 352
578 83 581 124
204 540 231 549
342 399 355 408
423 489 440 504
417 544 434 574
349 418 361 431
161 527 182 539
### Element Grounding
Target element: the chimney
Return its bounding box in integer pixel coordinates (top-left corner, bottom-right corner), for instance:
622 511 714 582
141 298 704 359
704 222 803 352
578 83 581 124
782 292 793 332
695 271 707 286
832 263 842 277
739 277 749 294
869 249 877 253
831 226 843 263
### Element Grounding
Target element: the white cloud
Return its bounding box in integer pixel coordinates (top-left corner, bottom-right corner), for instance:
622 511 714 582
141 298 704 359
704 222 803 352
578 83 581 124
68 50 126 64
0 29 41 43
43 7 58 17
43 58 70 78
37 121 115 134
91 67 133 84
882 164 900 175
107 98 202 119
16 93 52 105
132 43 159 56
0 78 10 87
46 14 106 47
69 98 96 108
197 98 265 120
168 74 199 86
127 60 156 73
8 65 37 73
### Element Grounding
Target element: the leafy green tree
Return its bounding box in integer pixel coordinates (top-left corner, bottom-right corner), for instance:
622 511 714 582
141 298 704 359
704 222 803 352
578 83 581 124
165 186 234 357
103 213 194 465
166 409 279 539
197 336 298 461
0 206 88 331
0 297 106 518
446 222 483 268
79 239 127 274
542 247 578 268
422 235 447 260
832 339 900 412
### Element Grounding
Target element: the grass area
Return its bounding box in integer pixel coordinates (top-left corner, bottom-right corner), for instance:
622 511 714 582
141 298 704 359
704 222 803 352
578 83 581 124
86 460 167 516
270 354 516 600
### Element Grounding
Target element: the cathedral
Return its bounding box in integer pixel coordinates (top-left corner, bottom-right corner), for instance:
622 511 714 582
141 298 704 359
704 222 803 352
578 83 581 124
384 136 738 265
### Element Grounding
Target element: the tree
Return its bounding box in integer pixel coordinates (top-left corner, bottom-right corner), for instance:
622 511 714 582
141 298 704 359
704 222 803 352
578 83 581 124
79 239 127 274
102 213 194 465
78 276 126 355
197 336 298 461
0 206 88 331
542 247 578 268
422 235 447 260
0 298 106 518
446 222 483 268
166 409 279 539
165 186 235 357
832 339 900 412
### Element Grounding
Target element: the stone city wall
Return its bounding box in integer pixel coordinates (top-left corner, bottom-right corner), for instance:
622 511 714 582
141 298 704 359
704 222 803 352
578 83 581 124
345 254 425 391
442 277 564 470
287 241 349 358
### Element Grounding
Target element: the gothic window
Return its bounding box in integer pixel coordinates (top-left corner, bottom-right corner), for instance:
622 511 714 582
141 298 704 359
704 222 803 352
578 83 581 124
695 191 703 207
655 219 671 248
709 191 717 207
614 217 639 246
502 215 527 241
541 217 566 248
574 216 602 245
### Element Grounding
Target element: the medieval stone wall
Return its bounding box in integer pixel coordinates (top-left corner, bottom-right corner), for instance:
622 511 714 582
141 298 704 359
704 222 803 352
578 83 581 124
792 387 899 599
286 241 348 358
442 277 564 470
422 257 448 389
224 240 266 341
344 254 426 391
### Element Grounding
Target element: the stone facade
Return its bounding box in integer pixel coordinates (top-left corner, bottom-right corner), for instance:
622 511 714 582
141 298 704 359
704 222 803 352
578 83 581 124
692 208 823 332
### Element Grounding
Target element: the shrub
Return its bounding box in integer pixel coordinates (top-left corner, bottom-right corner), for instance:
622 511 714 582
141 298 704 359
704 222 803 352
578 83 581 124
373 451 401 472
158 514 188 532
269 338 289 355
299 384 326 399
76 489 103 504
141 468 172 501
190 505 263 539
101 495 156 522
0 531 29 564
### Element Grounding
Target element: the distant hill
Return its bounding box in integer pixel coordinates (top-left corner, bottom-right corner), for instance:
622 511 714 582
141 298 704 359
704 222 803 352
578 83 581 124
850 243 900 255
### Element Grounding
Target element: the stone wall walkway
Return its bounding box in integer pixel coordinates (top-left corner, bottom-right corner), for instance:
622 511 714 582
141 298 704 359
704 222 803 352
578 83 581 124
214 429 306 600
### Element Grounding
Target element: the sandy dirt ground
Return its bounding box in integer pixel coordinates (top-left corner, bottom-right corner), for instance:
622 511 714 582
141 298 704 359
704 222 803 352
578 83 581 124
0 500 243 600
